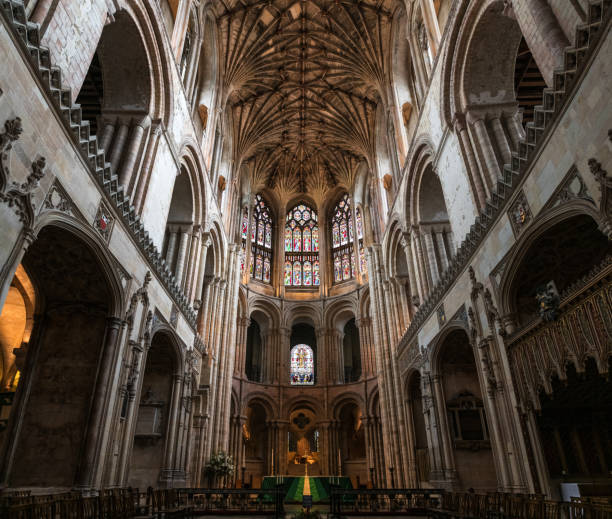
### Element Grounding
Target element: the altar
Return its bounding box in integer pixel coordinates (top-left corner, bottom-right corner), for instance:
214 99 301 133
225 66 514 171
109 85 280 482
261 476 353 503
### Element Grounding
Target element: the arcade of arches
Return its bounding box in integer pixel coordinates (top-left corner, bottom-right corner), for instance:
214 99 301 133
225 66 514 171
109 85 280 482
0 0 610 503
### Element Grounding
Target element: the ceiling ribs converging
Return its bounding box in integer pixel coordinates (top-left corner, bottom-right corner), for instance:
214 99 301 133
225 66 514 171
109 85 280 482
213 0 394 197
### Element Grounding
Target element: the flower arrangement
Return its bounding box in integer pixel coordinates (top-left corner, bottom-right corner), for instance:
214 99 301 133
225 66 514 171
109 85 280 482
204 451 235 488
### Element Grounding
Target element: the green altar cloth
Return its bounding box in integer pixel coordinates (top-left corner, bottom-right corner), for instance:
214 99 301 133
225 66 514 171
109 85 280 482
261 476 352 503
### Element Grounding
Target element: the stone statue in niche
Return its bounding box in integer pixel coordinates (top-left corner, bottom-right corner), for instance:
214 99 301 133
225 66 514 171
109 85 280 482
535 281 560 322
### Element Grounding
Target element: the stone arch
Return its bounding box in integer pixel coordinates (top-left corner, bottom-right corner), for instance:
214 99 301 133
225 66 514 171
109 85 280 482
281 395 324 419
429 321 471 375
405 141 454 299
243 395 274 485
497 203 611 328
127 328 183 488
324 297 358 332
284 304 322 330
334 397 367 482
431 325 497 492
76 1 172 199
31 213 126 313
441 0 547 207
0 221 124 488
245 392 277 421
331 393 365 420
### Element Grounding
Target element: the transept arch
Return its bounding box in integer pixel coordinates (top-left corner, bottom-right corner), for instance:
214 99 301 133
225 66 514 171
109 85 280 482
0 222 124 488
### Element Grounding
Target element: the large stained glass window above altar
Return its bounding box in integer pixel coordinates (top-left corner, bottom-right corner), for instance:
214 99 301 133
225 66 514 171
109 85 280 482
285 203 320 287
290 344 314 385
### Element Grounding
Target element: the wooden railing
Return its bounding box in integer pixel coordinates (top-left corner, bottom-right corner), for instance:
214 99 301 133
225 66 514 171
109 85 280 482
328 489 612 518
2 488 611 518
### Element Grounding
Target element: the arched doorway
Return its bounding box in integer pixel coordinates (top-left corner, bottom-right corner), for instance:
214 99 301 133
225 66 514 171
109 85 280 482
342 319 361 383
0 225 116 488
244 402 269 488
128 332 179 489
437 329 496 491
337 402 367 486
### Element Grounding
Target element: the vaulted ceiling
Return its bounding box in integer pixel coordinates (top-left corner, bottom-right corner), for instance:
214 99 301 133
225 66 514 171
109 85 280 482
212 0 397 201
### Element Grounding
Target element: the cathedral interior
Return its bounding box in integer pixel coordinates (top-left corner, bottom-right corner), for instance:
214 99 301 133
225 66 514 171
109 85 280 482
0 0 611 516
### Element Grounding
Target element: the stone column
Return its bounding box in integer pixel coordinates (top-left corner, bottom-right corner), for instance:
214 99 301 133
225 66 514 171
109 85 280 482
99 120 116 152
184 228 200 298
431 375 455 481
235 317 249 377
109 122 129 173
504 110 526 150
174 228 191 285
423 229 440 286
193 234 211 304
435 230 449 273
165 226 179 271
134 122 162 213
401 232 421 308
419 0 442 56
77 316 122 487
163 374 184 473
412 228 429 297
490 115 512 165
118 117 149 189
470 114 500 186
172 0 193 61
455 114 488 207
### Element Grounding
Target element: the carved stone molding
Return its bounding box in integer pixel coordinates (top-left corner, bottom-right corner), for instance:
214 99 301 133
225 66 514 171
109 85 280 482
0 117 23 192
588 158 612 238
436 304 446 327
41 179 74 215
93 200 115 242
543 167 593 212
0 156 47 225
508 190 533 237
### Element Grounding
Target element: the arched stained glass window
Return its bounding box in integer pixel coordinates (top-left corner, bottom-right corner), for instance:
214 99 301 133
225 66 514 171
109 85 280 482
331 193 356 283
250 194 273 284
285 203 319 287
290 344 314 385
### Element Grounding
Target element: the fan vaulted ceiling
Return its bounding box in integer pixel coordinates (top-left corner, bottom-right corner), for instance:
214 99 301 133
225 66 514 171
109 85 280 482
212 0 396 200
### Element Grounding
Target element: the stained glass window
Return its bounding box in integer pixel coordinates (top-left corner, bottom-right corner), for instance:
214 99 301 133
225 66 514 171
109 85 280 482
356 207 367 277
290 344 314 385
284 261 292 285
303 261 312 286
250 194 273 284
241 207 248 274
331 193 356 283
241 207 249 240
285 203 319 287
